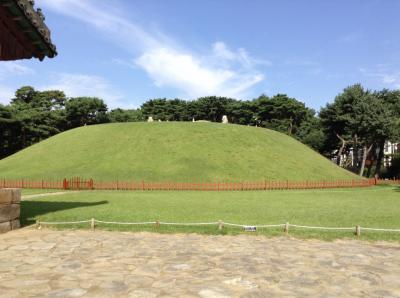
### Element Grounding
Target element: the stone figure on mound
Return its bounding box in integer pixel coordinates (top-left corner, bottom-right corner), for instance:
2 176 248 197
147 116 154 122
222 115 228 124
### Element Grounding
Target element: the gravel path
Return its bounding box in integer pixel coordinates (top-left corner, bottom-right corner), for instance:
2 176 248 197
0 229 400 297
22 191 78 200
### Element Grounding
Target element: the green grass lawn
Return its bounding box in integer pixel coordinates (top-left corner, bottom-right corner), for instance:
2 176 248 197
21 185 400 241
0 122 355 181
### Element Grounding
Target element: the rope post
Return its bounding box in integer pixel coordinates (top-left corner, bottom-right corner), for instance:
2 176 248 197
218 220 224 230
36 219 42 230
91 218 95 231
284 222 289 235
155 220 160 228
355 225 361 238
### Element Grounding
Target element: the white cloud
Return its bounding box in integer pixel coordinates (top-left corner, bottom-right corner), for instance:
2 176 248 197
0 61 34 80
38 0 168 51
41 73 124 108
0 62 34 104
0 85 14 104
212 42 272 68
38 0 266 99
359 66 400 89
135 47 263 98
382 73 400 88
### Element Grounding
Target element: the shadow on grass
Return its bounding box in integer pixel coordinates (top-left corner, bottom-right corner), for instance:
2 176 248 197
20 200 108 226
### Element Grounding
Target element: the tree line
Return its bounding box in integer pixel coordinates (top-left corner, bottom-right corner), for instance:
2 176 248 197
0 84 399 177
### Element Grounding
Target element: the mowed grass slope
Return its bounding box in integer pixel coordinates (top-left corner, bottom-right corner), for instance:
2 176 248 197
0 122 355 181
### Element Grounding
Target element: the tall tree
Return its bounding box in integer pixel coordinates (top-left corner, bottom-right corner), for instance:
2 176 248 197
190 96 236 122
253 94 311 135
65 97 108 128
9 86 67 150
320 84 399 176
108 108 143 122
373 90 400 176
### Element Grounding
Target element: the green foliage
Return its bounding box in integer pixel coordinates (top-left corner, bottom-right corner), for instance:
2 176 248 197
0 122 355 181
65 97 108 128
0 86 67 158
253 94 312 134
0 87 113 158
141 98 190 121
108 108 143 122
320 84 400 176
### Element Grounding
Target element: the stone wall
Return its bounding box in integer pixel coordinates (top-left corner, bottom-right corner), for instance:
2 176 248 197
0 188 21 233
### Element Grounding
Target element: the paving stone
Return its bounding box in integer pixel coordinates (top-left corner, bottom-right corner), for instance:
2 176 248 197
0 229 399 296
46 288 87 297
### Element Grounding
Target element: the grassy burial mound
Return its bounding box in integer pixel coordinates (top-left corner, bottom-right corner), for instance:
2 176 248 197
0 122 356 181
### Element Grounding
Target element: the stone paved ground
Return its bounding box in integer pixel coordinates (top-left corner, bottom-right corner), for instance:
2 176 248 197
1 229 400 297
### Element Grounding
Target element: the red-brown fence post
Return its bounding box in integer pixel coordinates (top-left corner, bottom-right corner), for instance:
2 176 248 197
63 178 67 190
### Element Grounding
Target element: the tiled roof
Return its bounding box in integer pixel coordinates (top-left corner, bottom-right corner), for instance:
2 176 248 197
0 0 57 60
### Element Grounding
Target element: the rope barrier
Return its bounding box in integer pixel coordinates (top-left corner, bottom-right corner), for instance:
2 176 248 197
223 222 247 227
39 220 91 225
255 224 286 228
289 224 354 231
360 227 400 232
36 219 400 234
95 220 156 225
158 221 219 226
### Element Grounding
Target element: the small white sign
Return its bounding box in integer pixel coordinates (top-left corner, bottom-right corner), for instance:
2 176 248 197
243 226 257 232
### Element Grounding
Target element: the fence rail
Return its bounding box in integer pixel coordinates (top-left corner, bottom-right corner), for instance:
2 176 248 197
0 177 385 191
376 178 400 185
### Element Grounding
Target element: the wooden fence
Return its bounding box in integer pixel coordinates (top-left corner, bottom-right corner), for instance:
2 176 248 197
0 177 384 191
376 178 400 185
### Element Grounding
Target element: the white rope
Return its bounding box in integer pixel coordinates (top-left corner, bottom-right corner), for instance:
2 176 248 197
225 223 286 228
40 220 91 225
158 221 219 226
95 220 156 225
289 224 354 231
361 227 400 232
255 224 286 228
223 222 246 227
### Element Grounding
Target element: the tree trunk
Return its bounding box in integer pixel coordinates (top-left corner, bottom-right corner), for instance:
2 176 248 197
288 119 293 135
353 135 359 172
366 144 376 178
359 144 373 176
335 133 346 166
374 140 385 177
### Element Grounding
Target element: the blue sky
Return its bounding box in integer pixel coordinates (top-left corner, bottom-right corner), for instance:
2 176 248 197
1 0 400 110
